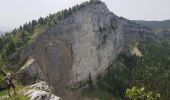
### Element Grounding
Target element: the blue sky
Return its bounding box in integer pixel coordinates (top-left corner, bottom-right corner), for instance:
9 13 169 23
0 0 170 31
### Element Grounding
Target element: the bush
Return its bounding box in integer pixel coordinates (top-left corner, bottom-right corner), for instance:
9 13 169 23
5 93 28 100
125 87 160 100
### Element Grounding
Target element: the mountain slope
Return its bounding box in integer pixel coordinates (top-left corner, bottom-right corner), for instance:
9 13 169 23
18 1 156 99
89 40 170 100
133 20 170 30
133 20 170 42
0 0 159 100
20 1 124 99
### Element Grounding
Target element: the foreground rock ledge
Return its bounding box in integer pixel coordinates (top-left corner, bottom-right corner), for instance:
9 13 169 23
24 81 61 100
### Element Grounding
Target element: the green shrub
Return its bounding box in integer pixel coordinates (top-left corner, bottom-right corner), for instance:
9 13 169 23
125 87 160 100
5 93 28 100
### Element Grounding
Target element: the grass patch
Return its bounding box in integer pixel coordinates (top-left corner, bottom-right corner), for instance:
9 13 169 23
0 89 8 96
0 84 24 96
4 93 29 100
0 85 28 100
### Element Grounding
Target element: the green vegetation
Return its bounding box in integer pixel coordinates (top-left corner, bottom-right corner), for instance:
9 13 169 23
82 88 118 100
83 40 170 100
125 87 160 100
0 81 27 100
0 83 24 97
4 93 29 100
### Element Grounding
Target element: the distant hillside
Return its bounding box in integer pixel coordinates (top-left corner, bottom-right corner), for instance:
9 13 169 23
133 20 170 30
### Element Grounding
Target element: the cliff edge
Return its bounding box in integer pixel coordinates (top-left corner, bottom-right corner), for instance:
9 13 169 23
19 1 155 99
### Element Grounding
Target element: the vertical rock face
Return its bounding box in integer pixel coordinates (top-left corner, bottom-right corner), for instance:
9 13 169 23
20 2 124 99
17 58 45 85
20 1 155 99
69 3 124 86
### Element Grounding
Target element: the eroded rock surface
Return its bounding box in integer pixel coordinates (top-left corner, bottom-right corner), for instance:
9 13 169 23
24 81 61 100
19 1 155 99
17 58 45 85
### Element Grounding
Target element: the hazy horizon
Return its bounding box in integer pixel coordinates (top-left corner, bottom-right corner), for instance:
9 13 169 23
0 0 170 31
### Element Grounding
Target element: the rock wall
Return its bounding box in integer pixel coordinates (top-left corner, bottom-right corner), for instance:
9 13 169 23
20 2 124 99
19 2 156 99
17 58 45 85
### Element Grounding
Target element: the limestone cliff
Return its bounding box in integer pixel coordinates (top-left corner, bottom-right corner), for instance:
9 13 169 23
17 58 45 85
18 1 155 99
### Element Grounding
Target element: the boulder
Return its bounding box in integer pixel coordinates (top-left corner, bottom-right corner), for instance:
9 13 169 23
17 58 45 85
24 81 61 100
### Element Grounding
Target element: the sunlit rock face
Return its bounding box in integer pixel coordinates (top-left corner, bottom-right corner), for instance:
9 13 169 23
34 3 123 99
24 81 61 100
20 1 155 100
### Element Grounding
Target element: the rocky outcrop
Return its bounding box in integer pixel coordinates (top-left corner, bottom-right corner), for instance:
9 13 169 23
0 81 60 100
19 1 156 99
17 58 45 85
26 90 60 100
24 81 61 100
20 2 124 99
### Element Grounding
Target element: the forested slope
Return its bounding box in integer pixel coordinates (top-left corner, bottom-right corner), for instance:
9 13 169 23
83 40 170 100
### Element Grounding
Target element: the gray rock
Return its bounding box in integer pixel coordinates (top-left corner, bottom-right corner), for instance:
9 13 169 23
24 81 61 100
19 1 156 99
17 58 45 85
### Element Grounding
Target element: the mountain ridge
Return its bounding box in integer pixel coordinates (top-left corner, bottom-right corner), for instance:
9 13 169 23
18 1 157 99
0 1 161 100
133 20 170 30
